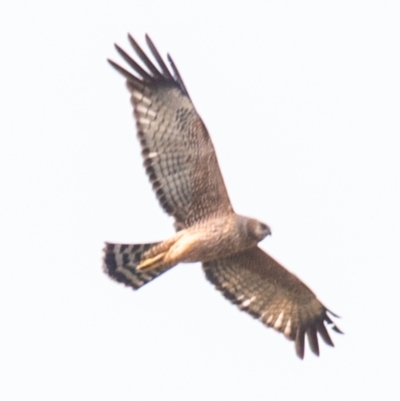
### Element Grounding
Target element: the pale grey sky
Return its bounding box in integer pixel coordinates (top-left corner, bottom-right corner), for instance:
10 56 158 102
1 1 399 400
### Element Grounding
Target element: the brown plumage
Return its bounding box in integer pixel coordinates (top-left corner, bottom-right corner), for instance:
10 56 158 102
103 34 342 359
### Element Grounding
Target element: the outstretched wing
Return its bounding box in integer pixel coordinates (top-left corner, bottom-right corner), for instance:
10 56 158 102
203 247 342 359
108 35 233 229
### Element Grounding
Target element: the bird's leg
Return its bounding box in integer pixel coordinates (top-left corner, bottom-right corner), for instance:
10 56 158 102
137 252 167 270
136 231 186 271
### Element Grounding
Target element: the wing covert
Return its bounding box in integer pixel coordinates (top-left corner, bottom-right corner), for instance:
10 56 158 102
108 35 233 229
203 247 342 359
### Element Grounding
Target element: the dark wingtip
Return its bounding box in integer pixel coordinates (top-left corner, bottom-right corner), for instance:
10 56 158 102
325 311 344 334
167 53 190 98
110 34 189 96
327 309 341 318
296 347 305 360
127 33 163 79
107 58 126 74
295 328 305 359
332 325 344 334
128 33 137 44
114 43 152 81
316 320 334 347
144 35 174 79
306 326 320 356
107 59 144 88
107 58 124 73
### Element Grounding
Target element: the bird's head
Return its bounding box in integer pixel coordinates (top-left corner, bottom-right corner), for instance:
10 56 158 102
247 219 271 242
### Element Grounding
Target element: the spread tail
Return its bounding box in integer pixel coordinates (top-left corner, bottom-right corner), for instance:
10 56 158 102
103 242 174 290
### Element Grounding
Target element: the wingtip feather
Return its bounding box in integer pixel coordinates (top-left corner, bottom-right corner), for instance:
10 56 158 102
316 320 334 347
307 326 320 356
295 328 305 359
145 35 174 79
167 53 190 98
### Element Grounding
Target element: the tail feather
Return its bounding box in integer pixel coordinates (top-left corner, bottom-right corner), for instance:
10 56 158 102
103 242 174 290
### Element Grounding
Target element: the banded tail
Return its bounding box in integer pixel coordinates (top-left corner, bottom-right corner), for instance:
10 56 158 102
103 242 174 290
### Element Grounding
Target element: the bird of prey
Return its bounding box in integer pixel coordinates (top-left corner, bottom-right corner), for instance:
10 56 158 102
103 34 342 359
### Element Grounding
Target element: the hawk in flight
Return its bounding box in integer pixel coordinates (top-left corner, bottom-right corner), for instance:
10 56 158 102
104 34 342 359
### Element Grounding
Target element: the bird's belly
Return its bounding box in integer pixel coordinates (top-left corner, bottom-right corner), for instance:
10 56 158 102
173 227 244 263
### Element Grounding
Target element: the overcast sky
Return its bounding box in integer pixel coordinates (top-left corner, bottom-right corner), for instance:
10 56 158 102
1 1 399 400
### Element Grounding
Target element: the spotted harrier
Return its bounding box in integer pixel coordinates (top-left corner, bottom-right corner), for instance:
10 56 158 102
103 34 342 359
